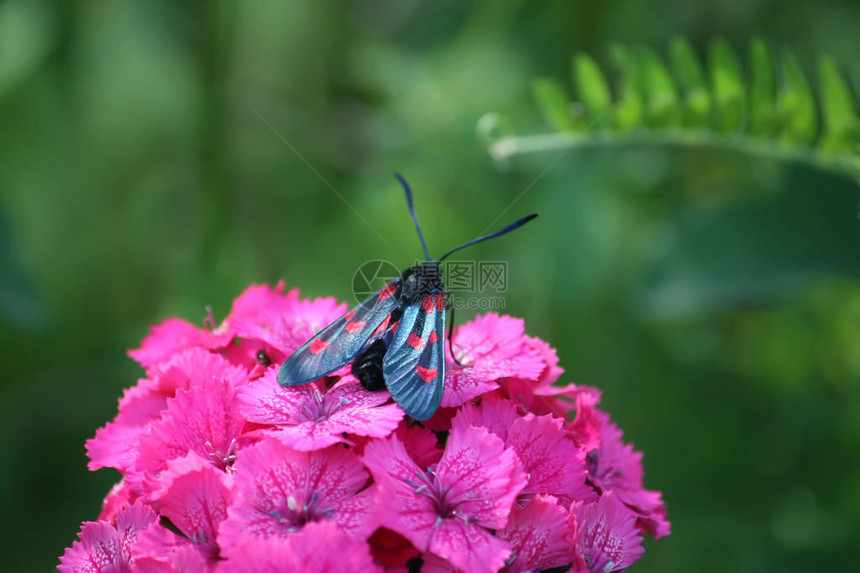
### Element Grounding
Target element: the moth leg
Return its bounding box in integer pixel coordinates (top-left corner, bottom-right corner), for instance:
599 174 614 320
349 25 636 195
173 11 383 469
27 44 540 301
446 296 463 366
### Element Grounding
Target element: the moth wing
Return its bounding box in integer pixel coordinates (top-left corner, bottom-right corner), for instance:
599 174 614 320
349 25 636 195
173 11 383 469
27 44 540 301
383 294 445 421
277 279 402 386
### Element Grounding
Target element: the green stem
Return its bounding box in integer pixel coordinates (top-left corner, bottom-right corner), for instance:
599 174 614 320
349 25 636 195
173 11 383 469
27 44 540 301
485 129 860 182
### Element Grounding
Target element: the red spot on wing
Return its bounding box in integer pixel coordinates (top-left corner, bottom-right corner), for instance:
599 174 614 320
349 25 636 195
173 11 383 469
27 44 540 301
379 283 397 301
435 294 445 311
428 331 440 344
390 320 400 335
407 333 426 350
416 366 437 383
344 310 356 322
309 339 330 354
345 320 366 334
372 315 391 337
422 296 434 313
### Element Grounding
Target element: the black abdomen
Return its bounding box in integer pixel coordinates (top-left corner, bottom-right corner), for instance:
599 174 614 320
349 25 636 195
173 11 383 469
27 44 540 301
352 338 387 392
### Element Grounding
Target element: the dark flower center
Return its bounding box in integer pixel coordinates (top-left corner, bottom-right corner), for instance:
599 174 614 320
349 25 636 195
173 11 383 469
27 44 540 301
407 467 474 525
267 491 334 532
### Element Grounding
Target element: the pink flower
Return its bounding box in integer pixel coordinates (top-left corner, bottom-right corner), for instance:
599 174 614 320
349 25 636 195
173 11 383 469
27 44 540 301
85 384 169 473
98 479 134 521
363 423 527 573
218 436 376 550
58 501 155 572
497 495 578 573
223 282 298 329
453 399 593 505
86 350 246 474
227 284 347 358
574 493 645 572
148 348 248 396
564 384 604 450
132 524 209 572
585 409 670 538
524 335 565 387
135 377 246 478
142 452 232 563
238 369 404 451
224 286 347 379
220 521 380 573
63 282 670 571
443 313 545 408
128 317 231 368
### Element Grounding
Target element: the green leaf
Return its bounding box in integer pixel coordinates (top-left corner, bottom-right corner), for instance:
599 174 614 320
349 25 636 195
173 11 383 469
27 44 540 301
638 46 681 128
670 37 711 127
748 39 779 137
709 38 746 133
531 77 578 132
572 53 613 129
490 38 860 180
609 44 644 131
778 52 817 144
818 55 860 154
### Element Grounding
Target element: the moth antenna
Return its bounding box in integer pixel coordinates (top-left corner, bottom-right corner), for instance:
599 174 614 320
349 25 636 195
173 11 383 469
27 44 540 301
438 213 538 261
395 173 431 261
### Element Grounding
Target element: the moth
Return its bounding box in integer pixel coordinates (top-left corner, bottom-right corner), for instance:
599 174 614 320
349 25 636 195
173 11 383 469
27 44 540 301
277 174 537 420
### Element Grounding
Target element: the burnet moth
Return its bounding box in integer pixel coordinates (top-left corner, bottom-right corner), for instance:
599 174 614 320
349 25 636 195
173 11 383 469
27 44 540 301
277 174 537 421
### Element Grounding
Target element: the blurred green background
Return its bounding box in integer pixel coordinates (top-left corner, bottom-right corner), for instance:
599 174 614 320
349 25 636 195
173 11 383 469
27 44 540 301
1 1 859 571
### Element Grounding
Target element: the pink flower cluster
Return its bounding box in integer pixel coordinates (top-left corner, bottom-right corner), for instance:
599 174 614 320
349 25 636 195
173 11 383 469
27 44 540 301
60 282 669 573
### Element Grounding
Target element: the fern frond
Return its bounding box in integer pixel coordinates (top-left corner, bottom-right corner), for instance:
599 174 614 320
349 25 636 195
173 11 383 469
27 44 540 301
479 38 860 180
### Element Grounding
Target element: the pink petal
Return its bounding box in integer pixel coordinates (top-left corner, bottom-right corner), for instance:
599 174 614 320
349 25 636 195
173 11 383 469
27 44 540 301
135 377 245 477
59 501 155 573
574 493 645 573
429 519 513 573
506 413 592 504
132 523 208 573
224 282 296 328
98 480 135 521
421 553 460 573
362 436 440 551
497 495 576 572
228 289 347 357
59 521 121 573
237 370 319 426
332 486 379 538
436 424 527 529
115 502 158 561
239 372 403 451
564 384 603 451
523 335 564 388
114 383 169 426
87 421 145 472
218 437 373 549
586 410 669 537
220 522 380 573
450 397 521 443
441 367 501 408
145 452 232 562
149 347 248 396
130 545 208 573
364 427 527 562
129 318 230 368
442 314 546 408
